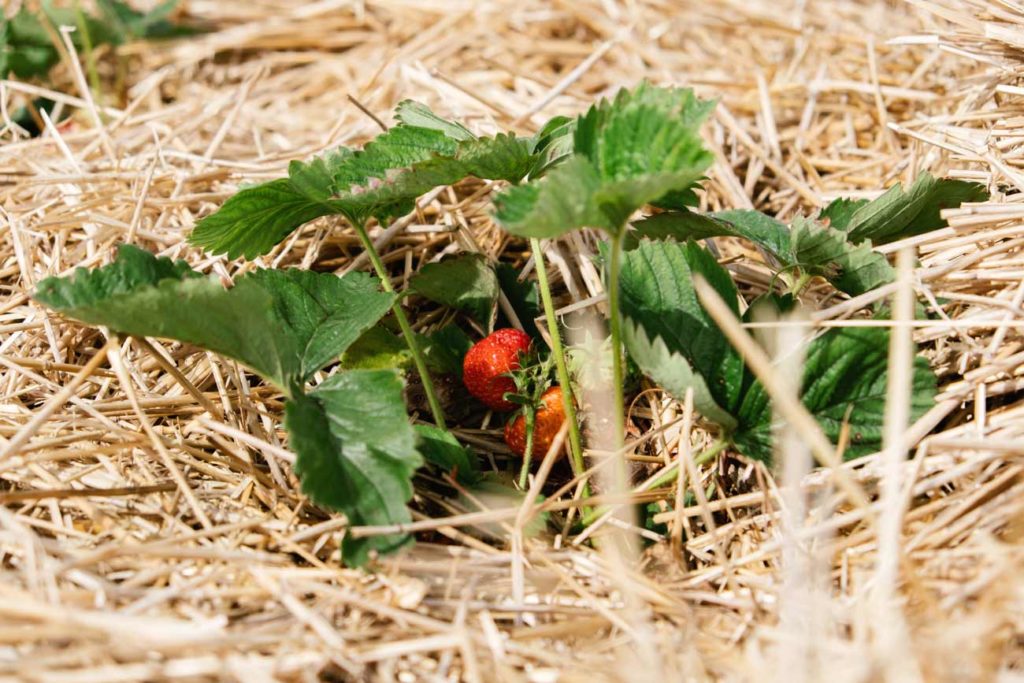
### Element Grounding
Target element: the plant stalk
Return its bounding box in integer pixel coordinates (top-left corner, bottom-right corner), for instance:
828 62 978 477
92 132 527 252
530 238 586 482
789 271 813 297
352 221 447 428
607 233 626 451
517 409 536 489
73 2 102 102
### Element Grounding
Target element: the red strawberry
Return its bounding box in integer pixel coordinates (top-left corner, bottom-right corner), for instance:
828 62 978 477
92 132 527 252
504 386 567 458
462 328 531 412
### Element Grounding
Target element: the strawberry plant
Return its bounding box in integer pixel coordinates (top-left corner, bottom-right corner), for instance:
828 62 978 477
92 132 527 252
33 83 987 564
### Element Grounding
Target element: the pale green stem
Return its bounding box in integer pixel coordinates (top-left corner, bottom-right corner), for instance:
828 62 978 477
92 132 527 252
73 2 102 103
517 408 535 489
789 271 812 297
607 232 626 451
352 221 447 429
530 238 586 482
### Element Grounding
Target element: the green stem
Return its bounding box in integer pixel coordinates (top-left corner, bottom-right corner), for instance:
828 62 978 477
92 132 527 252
530 238 586 484
579 438 727 527
607 233 626 451
73 2 102 104
352 221 447 429
643 438 727 491
517 409 535 489
789 271 812 297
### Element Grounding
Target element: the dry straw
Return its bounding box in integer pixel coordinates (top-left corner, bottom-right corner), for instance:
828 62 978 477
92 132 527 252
1 0 1023 680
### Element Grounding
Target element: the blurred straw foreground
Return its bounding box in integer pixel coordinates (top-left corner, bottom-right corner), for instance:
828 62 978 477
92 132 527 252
2 0 1024 680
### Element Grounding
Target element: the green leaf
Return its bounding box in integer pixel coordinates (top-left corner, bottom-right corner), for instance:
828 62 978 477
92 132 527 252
394 100 474 142
34 245 394 394
494 83 715 238
843 173 988 245
419 325 473 377
410 253 500 328
1 9 61 80
493 156 608 236
733 326 937 462
495 262 540 338
622 319 737 429
286 370 422 566
819 197 869 231
340 325 413 371
790 217 895 296
95 0 201 40
329 122 533 226
188 177 339 260
414 424 480 485
629 209 791 261
192 112 535 259
191 147 355 260
632 210 896 296
42 2 124 47
575 83 715 213
618 240 743 426
527 114 575 178
341 324 473 377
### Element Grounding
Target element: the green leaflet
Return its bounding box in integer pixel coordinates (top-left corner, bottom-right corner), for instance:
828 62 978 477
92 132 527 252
492 156 608 236
36 246 427 566
286 370 423 565
414 424 481 485
789 217 895 296
1 9 60 79
341 324 473 378
409 253 500 329
630 209 894 296
614 241 937 465
190 108 535 259
630 209 792 260
840 173 988 245
629 174 985 297
418 325 474 378
34 244 395 395
622 318 738 429
618 240 744 425
340 325 414 371
818 197 869 231
394 100 475 141
187 177 341 260
330 132 533 226
494 83 715 237
732 325 937 462
574 83 715 213
527 115 575 178
95 0 203 40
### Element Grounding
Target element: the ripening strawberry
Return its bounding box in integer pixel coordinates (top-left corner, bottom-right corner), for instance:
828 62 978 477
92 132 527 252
504 386 567 458
462 328 531 412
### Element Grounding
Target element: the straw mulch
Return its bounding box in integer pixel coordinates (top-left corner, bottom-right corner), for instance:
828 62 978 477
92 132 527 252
2 0 1023 680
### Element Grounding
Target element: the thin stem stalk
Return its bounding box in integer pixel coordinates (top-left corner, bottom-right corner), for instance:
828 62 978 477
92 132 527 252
530 238 586 481
352 221 447 428
517 409 535 489
607 233 626 451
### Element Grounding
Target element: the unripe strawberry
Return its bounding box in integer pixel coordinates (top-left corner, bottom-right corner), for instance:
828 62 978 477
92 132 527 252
504 386 567 458
462 328 531 412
